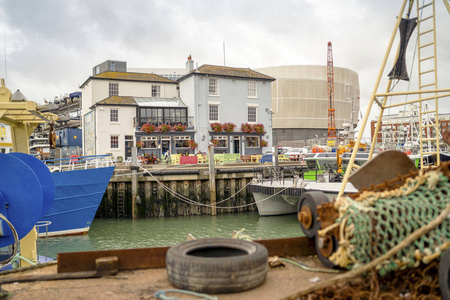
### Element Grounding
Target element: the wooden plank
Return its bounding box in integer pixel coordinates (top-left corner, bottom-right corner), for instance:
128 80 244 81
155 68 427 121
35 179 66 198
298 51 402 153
57 237 314 274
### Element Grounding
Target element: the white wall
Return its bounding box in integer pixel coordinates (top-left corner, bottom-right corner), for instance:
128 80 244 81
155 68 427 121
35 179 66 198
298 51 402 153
95 105 136 158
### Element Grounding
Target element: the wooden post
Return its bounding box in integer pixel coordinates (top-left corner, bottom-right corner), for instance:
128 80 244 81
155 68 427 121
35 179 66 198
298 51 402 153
131 146 137 219
208 144 216 216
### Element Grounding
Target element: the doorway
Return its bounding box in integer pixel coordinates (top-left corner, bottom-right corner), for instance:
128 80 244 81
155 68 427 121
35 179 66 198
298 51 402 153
233 136 240 154
161 137 171 155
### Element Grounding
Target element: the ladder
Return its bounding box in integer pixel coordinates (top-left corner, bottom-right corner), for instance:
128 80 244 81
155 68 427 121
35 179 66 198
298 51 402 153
337 0 450 198
117 183 126 219
416 0 440 167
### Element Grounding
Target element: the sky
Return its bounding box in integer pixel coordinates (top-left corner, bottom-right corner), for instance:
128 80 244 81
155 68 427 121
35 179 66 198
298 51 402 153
1 0 449 137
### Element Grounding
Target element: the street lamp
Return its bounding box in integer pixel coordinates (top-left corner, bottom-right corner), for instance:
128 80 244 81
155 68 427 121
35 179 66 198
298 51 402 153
266 108 278 174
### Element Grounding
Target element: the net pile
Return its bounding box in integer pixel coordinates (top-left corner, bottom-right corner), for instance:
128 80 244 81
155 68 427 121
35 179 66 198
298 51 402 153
329 165 450 275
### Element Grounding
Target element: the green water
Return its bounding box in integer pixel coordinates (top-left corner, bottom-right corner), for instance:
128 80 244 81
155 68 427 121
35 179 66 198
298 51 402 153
38 211 303 259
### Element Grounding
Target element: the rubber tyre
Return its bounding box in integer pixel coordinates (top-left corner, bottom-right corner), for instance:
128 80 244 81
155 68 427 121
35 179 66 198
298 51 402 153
315 234 339 269
297 191 330 238
166 238 268 294
439 248 450 300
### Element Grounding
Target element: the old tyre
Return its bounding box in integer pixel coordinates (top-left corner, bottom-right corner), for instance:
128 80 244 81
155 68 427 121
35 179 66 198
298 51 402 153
166 238 268 294
439 248 450 300
315 234 339 269
297 191 330 238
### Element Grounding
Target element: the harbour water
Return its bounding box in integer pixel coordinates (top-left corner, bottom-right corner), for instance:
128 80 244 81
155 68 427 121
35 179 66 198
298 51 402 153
37 211 303 259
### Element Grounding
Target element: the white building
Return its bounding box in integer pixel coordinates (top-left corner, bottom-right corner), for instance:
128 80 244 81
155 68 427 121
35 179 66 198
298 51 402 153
179 62 275 155
80 61 179 159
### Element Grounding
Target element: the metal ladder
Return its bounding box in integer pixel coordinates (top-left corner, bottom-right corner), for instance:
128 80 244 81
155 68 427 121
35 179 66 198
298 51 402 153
416 0 440 167
117 183 126 219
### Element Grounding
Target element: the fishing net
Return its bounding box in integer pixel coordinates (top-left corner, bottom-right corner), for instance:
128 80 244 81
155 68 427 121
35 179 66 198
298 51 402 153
329 165 450 276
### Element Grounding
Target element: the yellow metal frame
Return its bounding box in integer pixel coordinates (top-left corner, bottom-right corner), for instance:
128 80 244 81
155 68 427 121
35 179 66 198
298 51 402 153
338 0 450 197
0 79 57 267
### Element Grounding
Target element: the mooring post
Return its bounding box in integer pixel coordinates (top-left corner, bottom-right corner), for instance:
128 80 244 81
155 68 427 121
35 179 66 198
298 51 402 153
131 147 137 219
208 144 217 216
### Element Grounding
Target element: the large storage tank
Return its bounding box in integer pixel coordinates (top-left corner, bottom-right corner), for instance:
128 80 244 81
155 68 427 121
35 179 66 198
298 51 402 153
255 65 360 141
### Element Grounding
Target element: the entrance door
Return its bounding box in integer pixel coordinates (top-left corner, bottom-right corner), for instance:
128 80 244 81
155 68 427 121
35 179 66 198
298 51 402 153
161 139 170 155
233 136 240 154
125 141 133 159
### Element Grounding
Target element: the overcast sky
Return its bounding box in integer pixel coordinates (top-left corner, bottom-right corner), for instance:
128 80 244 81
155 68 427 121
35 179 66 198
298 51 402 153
1 0 449 137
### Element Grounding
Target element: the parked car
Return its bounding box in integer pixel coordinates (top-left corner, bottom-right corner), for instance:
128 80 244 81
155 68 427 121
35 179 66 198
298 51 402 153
259 154 273 164
284 148 308 160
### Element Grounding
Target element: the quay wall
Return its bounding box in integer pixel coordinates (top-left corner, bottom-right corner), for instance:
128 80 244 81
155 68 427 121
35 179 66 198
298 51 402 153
96 165 258 219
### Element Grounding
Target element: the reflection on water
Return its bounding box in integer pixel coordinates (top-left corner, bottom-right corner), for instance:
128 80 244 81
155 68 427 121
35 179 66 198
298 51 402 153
38 211 303 259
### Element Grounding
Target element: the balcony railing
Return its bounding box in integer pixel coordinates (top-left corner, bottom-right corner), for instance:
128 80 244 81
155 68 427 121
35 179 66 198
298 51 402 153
137 117 194 130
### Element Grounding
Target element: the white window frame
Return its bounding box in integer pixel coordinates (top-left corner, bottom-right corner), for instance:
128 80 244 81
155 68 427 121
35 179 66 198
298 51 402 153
209 78 219 96
246 136 260 148
152 85 161 97
111 61 115 71
110 135 119 149
209 104 219 122
215 136 228 148
248 81 257 98
248 106 257 123
110 108 118 122
109 82 118 96
141 136 158 149
174 136 191 148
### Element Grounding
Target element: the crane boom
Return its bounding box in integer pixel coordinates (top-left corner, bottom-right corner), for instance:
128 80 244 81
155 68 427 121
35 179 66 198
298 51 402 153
327 41 336 140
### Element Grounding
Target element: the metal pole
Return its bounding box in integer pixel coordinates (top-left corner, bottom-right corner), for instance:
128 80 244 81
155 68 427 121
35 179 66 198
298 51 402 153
208 143 217 216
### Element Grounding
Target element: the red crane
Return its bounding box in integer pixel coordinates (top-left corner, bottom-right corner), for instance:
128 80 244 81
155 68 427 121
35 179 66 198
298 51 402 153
327 41 336 139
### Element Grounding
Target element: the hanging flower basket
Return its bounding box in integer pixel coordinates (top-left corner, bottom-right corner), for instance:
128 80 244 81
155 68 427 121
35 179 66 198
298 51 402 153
173 123 187 132
223 122 236 133
136 141 144 148
241 123 254 134
253 123 265 135
210 122 223 133
157 124 172 133
188 140 198 149
141 123 156 134
260 140 268 147
211 139 219 147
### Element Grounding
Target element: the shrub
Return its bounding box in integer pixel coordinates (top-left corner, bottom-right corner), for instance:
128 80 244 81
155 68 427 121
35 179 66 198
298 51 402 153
223 122 236 133
241 123 254 133
253 123 265 135
141 123 156 134
210 122 223 133
211 139 219 147
173 123 187 132
188 140 198 149
157 124 172 133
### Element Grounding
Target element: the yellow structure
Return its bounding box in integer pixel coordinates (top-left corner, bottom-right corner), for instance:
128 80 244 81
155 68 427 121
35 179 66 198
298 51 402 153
0 79 57 267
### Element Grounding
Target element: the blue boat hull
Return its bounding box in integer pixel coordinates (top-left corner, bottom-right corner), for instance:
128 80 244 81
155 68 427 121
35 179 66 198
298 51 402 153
38 166 115 237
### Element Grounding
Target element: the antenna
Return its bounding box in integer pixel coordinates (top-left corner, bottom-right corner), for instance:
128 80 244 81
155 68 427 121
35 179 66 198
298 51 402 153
223 41 226 66
3 18 6 84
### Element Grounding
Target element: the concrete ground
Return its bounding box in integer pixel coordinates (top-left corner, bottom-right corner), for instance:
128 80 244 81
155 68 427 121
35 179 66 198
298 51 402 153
0 255 339 300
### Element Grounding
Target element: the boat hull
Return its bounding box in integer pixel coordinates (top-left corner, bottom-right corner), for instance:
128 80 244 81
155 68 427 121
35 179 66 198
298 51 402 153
38 166 115 237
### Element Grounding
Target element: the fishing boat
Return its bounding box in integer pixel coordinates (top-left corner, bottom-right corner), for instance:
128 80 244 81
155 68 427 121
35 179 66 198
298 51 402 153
248 163 359 217
38 155 115 237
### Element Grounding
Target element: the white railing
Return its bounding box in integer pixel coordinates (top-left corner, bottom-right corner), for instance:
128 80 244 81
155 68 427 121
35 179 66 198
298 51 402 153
43 154 115 172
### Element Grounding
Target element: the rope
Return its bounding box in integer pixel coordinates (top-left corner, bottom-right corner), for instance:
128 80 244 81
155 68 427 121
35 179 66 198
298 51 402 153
155 289 218 300
137 165 289 210
281 203 450 300
279 258 341 274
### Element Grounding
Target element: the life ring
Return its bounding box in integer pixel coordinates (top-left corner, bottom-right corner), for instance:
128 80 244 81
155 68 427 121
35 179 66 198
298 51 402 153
166 238 268 294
